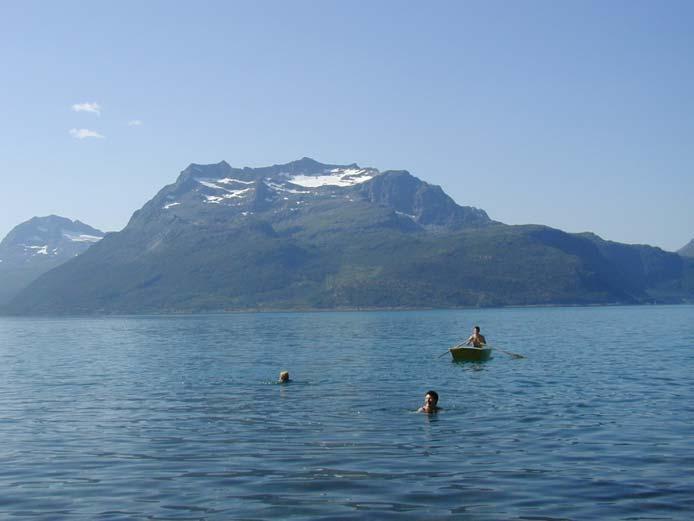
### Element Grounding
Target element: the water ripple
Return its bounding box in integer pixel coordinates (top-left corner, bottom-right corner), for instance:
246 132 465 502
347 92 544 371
0 306 693 519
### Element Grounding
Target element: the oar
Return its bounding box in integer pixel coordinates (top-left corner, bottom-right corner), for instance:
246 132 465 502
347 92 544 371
437 342 465 358
489 346 525 359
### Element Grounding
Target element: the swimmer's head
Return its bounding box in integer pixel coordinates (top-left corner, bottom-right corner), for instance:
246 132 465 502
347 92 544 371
424 390 439 406
279 371 290 383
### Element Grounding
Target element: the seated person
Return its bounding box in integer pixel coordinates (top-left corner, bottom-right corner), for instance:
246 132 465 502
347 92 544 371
466 326 487 348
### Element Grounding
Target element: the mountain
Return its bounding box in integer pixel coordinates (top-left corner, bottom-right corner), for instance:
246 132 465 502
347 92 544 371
678 239 694 258
125 157 491 231
0 216 104 305
4 159 693 315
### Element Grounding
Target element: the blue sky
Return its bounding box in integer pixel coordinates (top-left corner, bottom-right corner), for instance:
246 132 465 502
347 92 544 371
1 1 692 251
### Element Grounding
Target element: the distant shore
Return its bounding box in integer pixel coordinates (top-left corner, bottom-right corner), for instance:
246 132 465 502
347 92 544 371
2 300 692 318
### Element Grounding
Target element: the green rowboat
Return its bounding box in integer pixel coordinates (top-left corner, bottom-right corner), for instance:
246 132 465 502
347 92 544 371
449 346 493 362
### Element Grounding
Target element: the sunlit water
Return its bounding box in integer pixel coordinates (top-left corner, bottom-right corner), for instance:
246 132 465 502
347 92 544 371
1 306 693 520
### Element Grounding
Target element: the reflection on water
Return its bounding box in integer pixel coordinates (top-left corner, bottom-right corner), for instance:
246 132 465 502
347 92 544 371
454 360 490 371
1 306 693 520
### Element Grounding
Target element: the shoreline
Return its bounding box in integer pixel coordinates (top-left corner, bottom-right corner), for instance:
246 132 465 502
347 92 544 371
1 300 692 319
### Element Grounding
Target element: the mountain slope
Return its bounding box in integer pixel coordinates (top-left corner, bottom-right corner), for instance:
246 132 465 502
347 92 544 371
0 216 104 305
678 239 694 258
5 159 692 314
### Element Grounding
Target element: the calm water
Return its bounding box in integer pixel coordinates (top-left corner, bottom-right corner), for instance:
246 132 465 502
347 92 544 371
1 306 693 520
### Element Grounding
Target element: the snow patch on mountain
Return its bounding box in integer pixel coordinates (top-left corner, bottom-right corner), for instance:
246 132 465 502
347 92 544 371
228 188 252 198
396 210 416 220
195 176 255 204
266 181 311 194
203 187 252 204
218 177 254 185
62 232 103 243
195 177 253 190
25 245 49 255
288 168 376 188
197 179 228 190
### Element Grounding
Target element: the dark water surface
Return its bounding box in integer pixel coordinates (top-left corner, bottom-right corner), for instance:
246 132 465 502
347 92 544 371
1 306 693 520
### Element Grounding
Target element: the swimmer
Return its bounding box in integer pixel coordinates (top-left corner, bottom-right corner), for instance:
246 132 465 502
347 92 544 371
418 390 440 414
278 371 290 383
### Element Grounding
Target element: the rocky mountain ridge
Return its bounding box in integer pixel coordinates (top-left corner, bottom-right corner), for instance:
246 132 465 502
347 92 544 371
3 159 693 314
0 216 104 305
678 239 694 258
127 157 491 232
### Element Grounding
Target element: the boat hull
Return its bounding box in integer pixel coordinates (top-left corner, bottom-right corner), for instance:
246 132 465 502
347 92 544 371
449 346 493 362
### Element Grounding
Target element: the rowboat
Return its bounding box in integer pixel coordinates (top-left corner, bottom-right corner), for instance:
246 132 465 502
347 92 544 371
449 346 493 362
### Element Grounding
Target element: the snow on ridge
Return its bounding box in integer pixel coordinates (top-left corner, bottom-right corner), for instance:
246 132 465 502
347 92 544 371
24 245 49 255
226 188 251 198
218 177 254 185
163 202 181 209
195 177 255 201
266 181 311 194
203 188 251 204
195 177 253 189
288 168 376 188
197 179 227 190
62 232 102 243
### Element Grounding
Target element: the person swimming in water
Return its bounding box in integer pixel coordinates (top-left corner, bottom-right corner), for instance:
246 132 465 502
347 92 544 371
278 371 290 383
466 326 487 348
418 390 440 414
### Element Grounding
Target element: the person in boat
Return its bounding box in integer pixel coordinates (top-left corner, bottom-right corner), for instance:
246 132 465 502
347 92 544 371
418 390 440 414
466 326 487 348
278 371 290 383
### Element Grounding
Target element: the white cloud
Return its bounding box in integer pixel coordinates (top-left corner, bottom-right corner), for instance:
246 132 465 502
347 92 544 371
72 102 101 116
69 128 105 139
128 119 143 126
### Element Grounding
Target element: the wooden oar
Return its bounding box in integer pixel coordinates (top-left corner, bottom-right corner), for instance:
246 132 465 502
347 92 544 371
488 345 526 359
437 342 464 358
